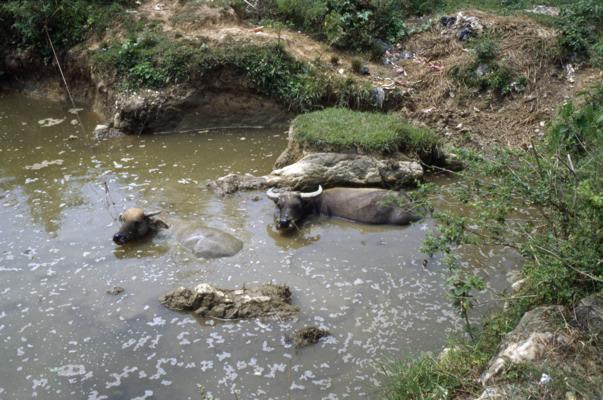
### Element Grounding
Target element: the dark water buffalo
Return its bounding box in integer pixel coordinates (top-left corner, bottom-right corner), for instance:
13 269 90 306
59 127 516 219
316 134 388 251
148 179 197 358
113 208 168 244
266 186 422 230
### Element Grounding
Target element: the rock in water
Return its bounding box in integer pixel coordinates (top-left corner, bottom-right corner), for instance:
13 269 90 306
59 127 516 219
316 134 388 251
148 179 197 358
177 227 243 258
290 326 330 348
207 153 423 194
159 283 299 319
107 286 125 295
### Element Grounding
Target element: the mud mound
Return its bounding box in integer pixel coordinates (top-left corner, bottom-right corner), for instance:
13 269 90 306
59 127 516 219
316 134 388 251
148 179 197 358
289 326 331 349
159 283 299 319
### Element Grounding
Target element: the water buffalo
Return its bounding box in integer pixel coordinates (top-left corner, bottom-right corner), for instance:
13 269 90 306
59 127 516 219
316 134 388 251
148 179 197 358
112 208 243 258
113 208 168 245
266 186 422 230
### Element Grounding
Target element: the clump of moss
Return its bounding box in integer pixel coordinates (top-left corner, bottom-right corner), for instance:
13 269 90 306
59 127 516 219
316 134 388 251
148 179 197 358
292 108 439 155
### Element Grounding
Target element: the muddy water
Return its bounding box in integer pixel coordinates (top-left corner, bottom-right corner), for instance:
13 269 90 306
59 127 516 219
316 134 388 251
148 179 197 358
0 93 522 400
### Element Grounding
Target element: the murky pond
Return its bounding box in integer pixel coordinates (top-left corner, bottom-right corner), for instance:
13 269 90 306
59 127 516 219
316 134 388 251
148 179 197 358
0 93 522 399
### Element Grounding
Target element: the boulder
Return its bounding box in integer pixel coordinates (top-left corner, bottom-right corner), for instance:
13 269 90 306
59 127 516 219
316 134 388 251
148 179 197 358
290 326 330 348
479 305 569 385
270 152 423 190
94 124 124 140
159 283 299 319
575 291 603 336
207 152 423 195
206 173 276 196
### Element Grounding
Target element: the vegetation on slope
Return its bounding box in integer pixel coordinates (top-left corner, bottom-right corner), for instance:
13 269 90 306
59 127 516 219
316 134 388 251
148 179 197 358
92 29 397 111
385 84 603 399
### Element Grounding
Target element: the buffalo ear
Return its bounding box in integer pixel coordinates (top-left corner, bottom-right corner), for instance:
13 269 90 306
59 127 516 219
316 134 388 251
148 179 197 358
118 213 124 223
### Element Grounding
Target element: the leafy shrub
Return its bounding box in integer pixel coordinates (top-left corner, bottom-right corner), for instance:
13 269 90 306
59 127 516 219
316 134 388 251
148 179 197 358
589 40 603 69
1 0 132 61
267 0 411 53
557 0 603 61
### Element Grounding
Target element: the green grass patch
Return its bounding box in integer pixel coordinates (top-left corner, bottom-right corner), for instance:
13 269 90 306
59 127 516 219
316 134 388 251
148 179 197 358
292 108 439 154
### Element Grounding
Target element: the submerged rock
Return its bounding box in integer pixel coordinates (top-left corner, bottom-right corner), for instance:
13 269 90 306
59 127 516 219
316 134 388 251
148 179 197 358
159 283 299 319
94 124 125 140
106 286 125 295
290 326 330 348
207 152 423 194
176 226 243 258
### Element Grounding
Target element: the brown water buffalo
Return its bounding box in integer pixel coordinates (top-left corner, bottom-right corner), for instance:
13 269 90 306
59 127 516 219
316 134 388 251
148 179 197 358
266 186 422 230
112 208 169 245
112 208 243 258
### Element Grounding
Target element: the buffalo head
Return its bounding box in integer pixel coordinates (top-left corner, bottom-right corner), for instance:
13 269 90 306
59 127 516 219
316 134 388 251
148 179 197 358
266 186 322 230
113 208 169 245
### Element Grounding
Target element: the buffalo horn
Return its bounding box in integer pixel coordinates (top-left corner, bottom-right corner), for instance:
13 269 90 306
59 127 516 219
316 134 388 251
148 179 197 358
300 185 323 199
144 210 162 218
266 188 280 200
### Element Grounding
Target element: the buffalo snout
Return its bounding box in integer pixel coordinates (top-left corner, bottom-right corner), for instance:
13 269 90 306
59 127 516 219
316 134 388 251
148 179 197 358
113 232 129 245
277 218 292 230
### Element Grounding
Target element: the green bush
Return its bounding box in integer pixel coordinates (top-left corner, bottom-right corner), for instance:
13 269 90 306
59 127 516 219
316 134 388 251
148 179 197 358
291 108 440 154
471 35 500 63
589 40 603 69
557 0 603 61
1 0 132 61
267 0 411 53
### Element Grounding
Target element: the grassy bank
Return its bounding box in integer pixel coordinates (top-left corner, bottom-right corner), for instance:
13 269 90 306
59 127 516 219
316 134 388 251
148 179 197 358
385 84 603 399
91 30 399 111
291 108 439 154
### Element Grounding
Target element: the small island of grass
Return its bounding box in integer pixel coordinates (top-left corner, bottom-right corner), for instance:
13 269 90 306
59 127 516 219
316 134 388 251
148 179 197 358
292 108 439 155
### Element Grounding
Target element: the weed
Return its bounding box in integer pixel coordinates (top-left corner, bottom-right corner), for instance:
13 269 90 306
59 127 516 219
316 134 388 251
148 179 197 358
471 34 500 63
350 58 363 74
